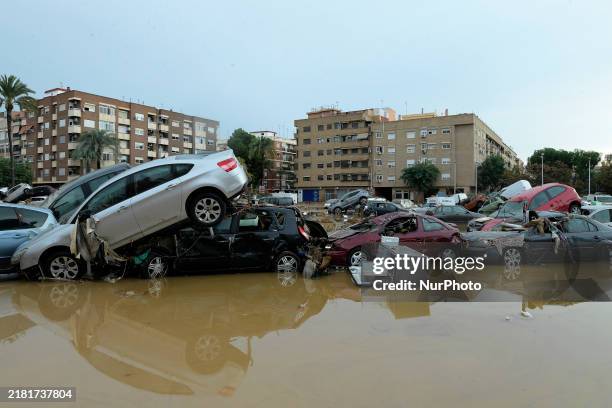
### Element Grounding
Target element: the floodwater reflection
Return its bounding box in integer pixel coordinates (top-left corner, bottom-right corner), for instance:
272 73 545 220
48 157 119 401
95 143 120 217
2 263 612 404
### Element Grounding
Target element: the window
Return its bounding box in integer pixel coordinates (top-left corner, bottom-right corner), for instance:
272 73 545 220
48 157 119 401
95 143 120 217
134 113 145 121
195 122 207 132
442 143 452 149
102 153 113 161
529 191 549 210
317 163 324 168
118 124 129 134
375 159 382 166
441 173 451 180
375 132 382 139
82 177 131 215
427 143 437 150
118 109 129 119
99 120 115 132
83 103 96 112
376 146 383 154
58 104 66 112
317 124 324 131
99 105 115 116
387 147 396 154
420 129 428 137
303 138 311 145
317 138 323 144
59 151 66 159
376 174 383 183
563 218 591 233
387 132 396 140
423 218 445 232
317 150 324 156
59 119 66 127
172 133 180 140
302 163 311 169
303 126 311 132
406 159 415 167
442 128 451 134
84 119 96 128
239 210 274 232
135 128 144 136
317 175 324 181
15 208 48 229
593 209 612 224
546 186 566 199
58 167 66 176
0 207 20 229
406 131 416 139
135 142 145 150
388 160 396 167
303 151 311 157
387 176 396 182
428 129 437 135
172 121 180 127
133 165 175 194
406 144 415 154
441 158 451 164
303 176 310 181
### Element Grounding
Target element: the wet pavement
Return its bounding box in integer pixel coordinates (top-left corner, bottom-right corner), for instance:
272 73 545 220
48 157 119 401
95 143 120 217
2 264 612 407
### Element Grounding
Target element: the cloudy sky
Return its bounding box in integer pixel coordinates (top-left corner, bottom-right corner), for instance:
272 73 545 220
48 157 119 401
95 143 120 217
3 0 611 160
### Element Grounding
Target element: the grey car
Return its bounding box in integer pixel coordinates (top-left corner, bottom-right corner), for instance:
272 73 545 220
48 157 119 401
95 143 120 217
0 204 57 276
326 189 369 215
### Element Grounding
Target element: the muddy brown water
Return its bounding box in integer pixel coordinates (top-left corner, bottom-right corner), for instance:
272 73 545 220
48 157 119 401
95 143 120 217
2 263 612 407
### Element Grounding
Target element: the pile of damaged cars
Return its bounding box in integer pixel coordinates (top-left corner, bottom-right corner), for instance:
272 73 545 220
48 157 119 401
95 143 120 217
9 150 328 281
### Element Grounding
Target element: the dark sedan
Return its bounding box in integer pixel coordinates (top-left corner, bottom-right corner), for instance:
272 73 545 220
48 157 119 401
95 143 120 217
135 206 327 278
363 200 409 217
326 212 461 267
422 205 482 223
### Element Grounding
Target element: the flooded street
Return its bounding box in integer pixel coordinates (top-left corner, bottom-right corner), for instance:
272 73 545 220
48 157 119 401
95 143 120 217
3 266 612 407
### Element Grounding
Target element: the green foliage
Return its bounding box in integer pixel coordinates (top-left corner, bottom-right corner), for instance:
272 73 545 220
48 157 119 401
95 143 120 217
526 148 600 193
227 128 273 188
595 163 612 194
71 129 119 173
500 165 526 186
400 163 440 197
477 155 505 192
0 158 31 186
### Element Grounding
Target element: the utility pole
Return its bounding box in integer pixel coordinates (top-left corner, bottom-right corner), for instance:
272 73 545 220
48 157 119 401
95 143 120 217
588 157 591 195
475 162 480 195
541 153 544 185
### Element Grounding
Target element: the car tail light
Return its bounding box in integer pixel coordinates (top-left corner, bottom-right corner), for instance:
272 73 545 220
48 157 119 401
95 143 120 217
298 225 310 241
217 158 237 172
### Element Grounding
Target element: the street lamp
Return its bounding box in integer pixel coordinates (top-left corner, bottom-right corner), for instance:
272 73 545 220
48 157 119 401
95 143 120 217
588 157 591 195
540 153 544 186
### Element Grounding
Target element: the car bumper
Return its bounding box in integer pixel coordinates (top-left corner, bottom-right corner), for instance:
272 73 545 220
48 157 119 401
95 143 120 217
327 249 348 266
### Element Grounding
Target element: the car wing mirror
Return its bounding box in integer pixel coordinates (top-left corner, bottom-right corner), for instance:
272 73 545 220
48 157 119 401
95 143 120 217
77 210 92 222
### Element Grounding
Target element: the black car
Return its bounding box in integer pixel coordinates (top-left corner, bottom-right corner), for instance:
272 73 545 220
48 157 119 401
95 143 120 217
136 206 327 278
258 195 294 206
363 200 408 217
424 205 481 223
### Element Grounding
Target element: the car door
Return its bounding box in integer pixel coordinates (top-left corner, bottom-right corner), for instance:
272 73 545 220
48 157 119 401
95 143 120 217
383 216 422 250
176 216 234 271
0 207 31 266
78 176 141 248
592 209 612 227
544 186 567 211
231 209 278 269
131 164 193 236
562 218 599 261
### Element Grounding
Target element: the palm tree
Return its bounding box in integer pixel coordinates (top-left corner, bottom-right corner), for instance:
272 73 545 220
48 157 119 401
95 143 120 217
0 75 34 186
71 129 119 174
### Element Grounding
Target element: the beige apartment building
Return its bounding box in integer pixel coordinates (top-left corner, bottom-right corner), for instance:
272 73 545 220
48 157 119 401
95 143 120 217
295 108 520 202
4 87 218 185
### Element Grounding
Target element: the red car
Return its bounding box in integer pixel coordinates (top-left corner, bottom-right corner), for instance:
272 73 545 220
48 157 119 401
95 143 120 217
475 183 581 231
326 212 461 267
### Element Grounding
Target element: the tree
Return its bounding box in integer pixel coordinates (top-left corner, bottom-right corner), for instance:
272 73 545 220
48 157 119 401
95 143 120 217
400 163 440 198
71 129 119 173
227 128 274 189
0 75 34 186
227 128 254 161
526 148 600 193
595 163 612 194
500 165 526 187
0 157 32 186
477 155 505 192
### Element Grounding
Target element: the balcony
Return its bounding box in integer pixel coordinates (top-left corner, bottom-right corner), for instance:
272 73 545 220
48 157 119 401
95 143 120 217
37 131 43 139
67 108 81 117
68 159 80 166
118 117 130 125
99 113 115 123
183 142 193 149
51 160 57 167
147 122 157 130
37 116 43 124
37 147 43 154
68 125 81 133
159 124 169 132
183 129 192 136
158 138 169 145
119 148 131 155
20 148 26 155
118 132 131 141
147 136 157 144
37 162 43 169
147 150 157 158
52 113 57 121
52 145 57 152
52 129 57 137
68 142 78 150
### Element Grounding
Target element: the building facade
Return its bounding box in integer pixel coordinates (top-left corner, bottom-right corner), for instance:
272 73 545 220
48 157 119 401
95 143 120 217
295 108 520 202
249 131 296 192
6 87 218 185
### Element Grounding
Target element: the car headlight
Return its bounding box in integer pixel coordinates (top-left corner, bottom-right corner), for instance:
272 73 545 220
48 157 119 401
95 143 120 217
325 244 332 250
11 246 28 265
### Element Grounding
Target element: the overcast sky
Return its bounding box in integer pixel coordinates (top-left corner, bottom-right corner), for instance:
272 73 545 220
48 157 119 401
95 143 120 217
3 0 611 160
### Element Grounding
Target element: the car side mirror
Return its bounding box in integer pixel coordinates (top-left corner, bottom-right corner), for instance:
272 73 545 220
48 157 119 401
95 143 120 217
78 210 92 222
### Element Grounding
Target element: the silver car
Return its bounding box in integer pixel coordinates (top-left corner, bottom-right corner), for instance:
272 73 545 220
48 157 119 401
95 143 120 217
325 189 369 215
12 150 248 279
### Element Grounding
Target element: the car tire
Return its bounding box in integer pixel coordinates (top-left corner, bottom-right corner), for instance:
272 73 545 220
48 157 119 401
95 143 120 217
42 250 85 280
276 251 301 287
333 207 342 216
139 248 172 279
188 191 227 227
569 203 581 214
347 247 363 267
502 248 522 280
24 188 32 196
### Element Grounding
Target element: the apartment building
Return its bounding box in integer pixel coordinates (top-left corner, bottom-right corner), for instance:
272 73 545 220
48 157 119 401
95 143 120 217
8 87 218 185
295 108 519 202
249 131 296 192
0 111 28 158
294 107 394 201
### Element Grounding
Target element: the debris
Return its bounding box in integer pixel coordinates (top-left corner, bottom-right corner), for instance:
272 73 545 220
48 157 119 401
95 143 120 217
505 316 512 321
520 310 534 319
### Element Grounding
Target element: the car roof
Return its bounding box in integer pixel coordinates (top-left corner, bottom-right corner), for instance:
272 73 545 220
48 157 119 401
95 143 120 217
508 183 569 202
55 163 130 194
0 202 54 215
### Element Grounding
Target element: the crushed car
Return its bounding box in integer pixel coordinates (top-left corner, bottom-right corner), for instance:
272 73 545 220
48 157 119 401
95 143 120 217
325 212 462 267
11 150 248 280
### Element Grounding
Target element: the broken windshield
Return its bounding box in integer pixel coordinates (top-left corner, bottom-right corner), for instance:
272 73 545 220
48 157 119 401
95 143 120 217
496 201 524 219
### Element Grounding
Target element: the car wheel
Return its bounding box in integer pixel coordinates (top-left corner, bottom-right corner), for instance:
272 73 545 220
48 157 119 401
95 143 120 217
188 192 227 227
569 203 581 214
359 197 367 206
43 250 84 280
348 247 363 267
502 248 522 280
37 282 85 321
24 188 32 196
333 207 343 216
276 251 301 286
140 249 171 279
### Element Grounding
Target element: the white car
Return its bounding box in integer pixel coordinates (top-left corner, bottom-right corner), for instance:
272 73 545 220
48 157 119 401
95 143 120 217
12 150 248 279
582 205 612 227
4 183 32 203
